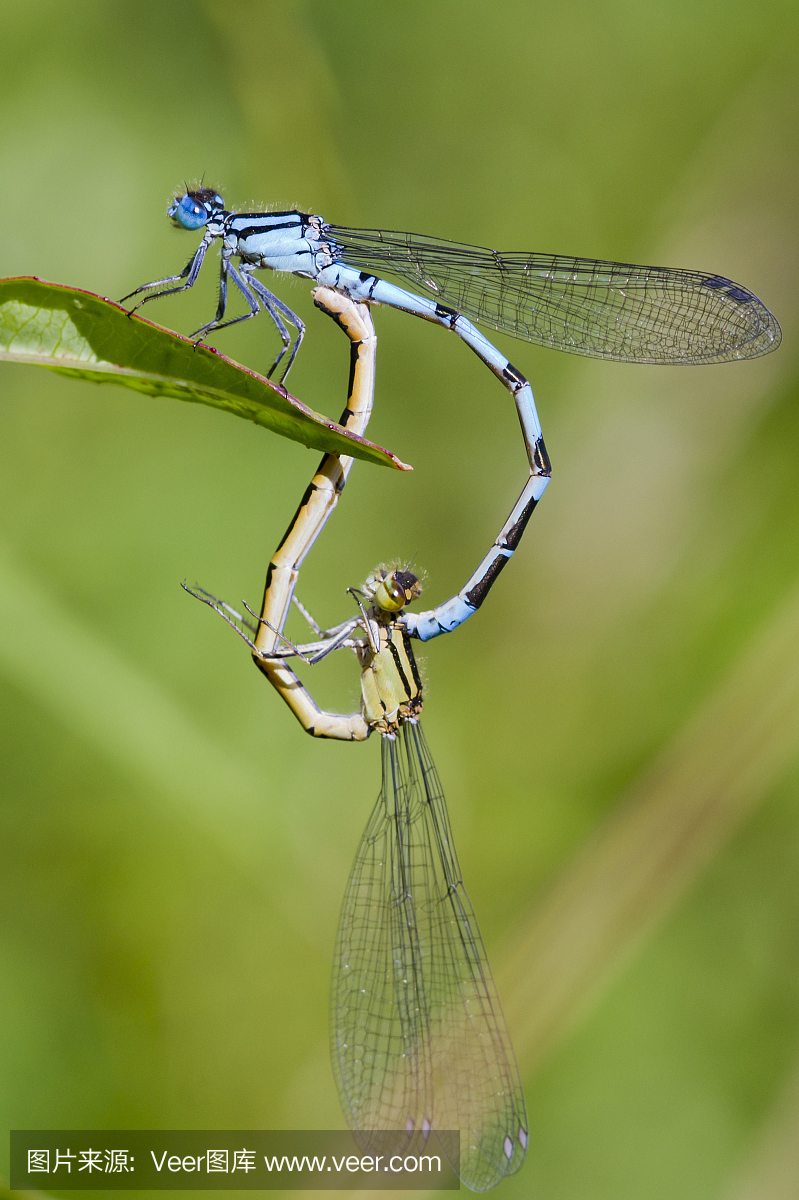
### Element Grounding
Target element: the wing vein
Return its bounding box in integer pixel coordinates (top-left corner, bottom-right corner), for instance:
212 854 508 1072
331 722 528 1192
325 225 781 364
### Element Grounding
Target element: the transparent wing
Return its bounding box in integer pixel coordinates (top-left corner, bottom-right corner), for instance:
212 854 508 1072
331 721 527 1193
325 225 781 364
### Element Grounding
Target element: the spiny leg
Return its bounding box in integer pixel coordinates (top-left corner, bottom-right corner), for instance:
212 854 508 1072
182 584 260 652
292 594 323 635
240 600 363 665
119 236 211 310
205 252 232 330
346 587 380 654
192 259 261 340
185 582 361 666
191 262 296 383
288 593 358 642
246 273 306 382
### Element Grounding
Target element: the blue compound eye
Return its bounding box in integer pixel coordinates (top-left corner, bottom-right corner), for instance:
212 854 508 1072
170 194 209 230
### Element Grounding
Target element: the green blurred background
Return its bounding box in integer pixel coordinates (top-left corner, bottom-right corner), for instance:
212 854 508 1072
0 1 798 1197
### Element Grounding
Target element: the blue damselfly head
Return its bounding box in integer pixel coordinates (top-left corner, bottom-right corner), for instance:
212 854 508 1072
168 189 225 231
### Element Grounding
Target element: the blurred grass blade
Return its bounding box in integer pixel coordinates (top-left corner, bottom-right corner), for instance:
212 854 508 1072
720 1044 799 1199
0 277 409 470
500 581 799 1076
0 540 265 857
204 0 355 213
0 542 333 954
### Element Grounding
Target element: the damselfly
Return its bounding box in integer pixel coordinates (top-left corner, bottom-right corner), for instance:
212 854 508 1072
189 561 528 1193
122 188 781 392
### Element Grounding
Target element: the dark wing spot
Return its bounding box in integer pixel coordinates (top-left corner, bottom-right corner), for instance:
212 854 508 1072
701 276 753 304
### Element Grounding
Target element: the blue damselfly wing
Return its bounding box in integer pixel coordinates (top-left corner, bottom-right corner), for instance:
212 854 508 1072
325 224 781 364
331 721 528 1193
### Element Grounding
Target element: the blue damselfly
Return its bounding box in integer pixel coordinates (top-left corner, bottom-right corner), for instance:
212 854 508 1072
124 191 781 645
123 189 781 389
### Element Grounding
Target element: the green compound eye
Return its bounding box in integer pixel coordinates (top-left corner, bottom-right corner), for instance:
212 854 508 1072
373 570 422 613
374 574 407 613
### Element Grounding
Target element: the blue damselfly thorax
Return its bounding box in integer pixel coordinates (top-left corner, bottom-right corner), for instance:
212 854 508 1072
122 186 781 385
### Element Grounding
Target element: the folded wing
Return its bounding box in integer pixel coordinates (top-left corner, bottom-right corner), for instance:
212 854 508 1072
331 721 528 1192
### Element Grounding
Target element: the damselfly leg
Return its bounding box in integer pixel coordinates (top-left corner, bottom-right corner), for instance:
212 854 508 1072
119 237 211 309
245 271 305 379
292 594 323 635
188 258 305 381
183 583 362 666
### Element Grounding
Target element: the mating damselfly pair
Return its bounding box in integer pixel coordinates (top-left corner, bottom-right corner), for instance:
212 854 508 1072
124 190 780 1191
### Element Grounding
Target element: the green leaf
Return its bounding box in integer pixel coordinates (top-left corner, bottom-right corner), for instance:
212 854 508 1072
0 278 409 471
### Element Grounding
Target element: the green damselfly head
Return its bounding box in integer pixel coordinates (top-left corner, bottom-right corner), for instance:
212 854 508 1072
168 188 225 231
367 567 422 614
